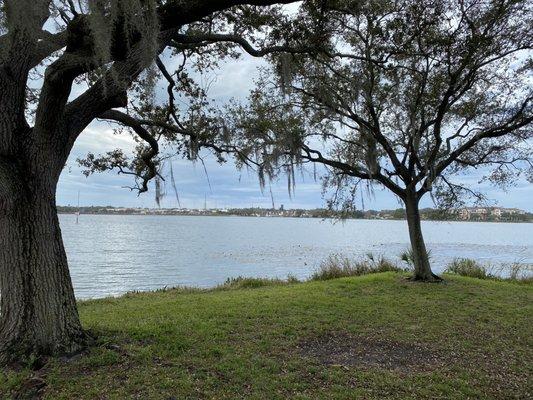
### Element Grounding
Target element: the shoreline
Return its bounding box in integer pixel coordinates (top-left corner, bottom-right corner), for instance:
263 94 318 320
58 211 533 223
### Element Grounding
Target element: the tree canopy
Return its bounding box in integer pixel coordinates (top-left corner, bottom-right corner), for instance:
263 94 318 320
224 0 533 278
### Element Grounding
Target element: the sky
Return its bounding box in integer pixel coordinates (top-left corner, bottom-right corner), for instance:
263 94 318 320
56 53 533 212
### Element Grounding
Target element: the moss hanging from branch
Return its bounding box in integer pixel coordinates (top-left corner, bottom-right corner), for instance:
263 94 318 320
279 52 293 94
362 129 378 175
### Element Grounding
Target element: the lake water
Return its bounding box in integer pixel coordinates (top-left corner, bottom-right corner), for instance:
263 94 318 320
59 214 533 299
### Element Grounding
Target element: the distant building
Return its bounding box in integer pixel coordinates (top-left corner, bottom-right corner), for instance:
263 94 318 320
491 208 503 218
457 207 527 221
459 208 470 220
507 208 526 215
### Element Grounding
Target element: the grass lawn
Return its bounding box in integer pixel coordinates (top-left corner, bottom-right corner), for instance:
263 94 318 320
1 272 531 399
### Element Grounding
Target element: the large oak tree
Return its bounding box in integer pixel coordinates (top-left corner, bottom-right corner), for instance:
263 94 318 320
0 0 299 364
227 0 532 281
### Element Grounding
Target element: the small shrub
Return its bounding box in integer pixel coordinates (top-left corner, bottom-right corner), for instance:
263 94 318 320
311 253 404 281
446 258 491 279
399 248 430 269
446 259 532 283
503 262 533 283
507 263 533 282
399 249 414 267
217 276 287 290
287 273 300 283
370 255 402 273
509 263 521 280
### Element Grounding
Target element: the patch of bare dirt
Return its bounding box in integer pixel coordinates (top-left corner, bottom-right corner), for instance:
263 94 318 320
297 332 447 373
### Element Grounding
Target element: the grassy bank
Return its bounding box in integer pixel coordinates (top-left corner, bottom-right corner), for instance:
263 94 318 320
1 273 531 399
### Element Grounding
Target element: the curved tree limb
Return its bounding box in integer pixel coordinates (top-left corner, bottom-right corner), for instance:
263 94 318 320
99 110 159 194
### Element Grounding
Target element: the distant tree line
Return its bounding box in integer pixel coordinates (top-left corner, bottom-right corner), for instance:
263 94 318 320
56 206 532 222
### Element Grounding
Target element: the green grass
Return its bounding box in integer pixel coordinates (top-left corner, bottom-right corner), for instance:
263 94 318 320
1 273 531 399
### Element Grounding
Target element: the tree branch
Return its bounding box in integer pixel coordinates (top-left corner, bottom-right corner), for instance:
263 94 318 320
434 98 533 177
170 33 311 58
99 110 159 193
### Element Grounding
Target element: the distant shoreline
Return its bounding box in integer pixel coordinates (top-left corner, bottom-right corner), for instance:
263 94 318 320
57 207 532 223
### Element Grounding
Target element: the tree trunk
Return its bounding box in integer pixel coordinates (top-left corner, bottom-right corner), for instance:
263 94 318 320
404 191 440 281
0 161 86 364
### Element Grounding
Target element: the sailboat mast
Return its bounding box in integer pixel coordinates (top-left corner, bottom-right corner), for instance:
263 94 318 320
76 190 80 224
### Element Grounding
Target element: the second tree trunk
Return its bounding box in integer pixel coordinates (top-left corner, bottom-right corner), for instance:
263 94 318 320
404 192 436 281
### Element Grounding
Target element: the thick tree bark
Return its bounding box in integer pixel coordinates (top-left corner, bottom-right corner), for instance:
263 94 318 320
0 160 86 364
404 191 440 281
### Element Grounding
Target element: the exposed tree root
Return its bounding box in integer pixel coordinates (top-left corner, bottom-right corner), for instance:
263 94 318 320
0 330 91 368
406 273 444 283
